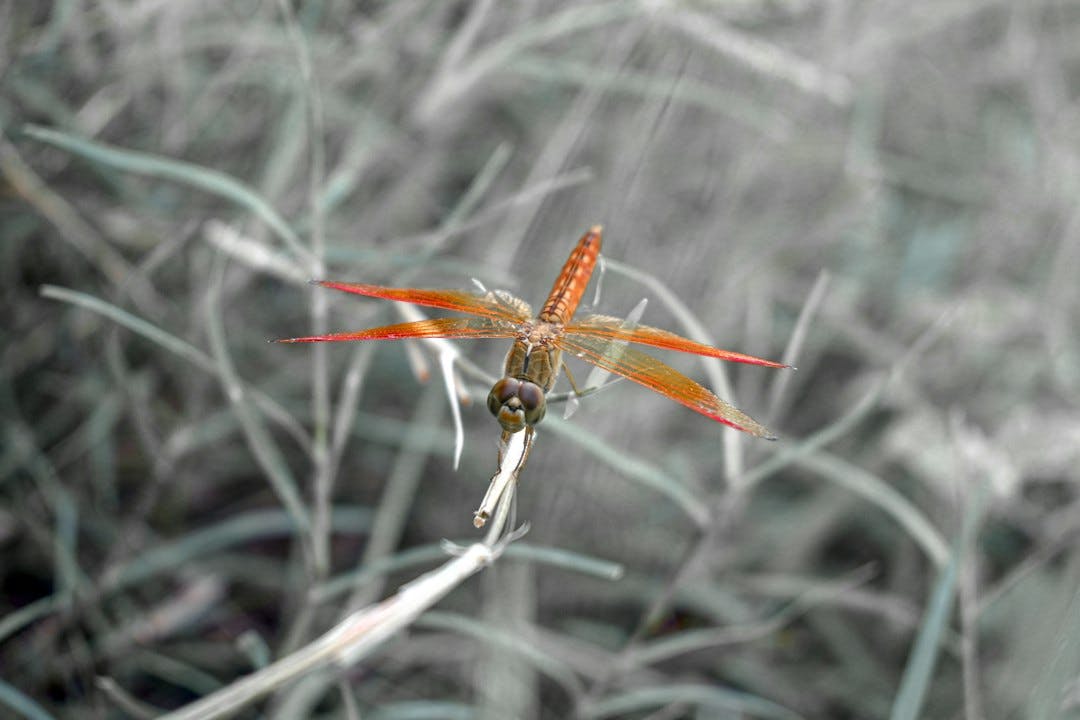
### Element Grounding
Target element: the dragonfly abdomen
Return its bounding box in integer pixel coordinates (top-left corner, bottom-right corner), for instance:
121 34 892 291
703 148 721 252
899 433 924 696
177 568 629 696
538 226 602 324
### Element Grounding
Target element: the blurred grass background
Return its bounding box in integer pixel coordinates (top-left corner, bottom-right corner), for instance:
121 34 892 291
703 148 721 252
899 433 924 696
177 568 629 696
3 1 1080 718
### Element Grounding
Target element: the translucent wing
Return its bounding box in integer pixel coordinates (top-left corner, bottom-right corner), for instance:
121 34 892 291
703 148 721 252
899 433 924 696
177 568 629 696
316 281 531 322
566 315 788 368
559 333 776 438
277 316 519 343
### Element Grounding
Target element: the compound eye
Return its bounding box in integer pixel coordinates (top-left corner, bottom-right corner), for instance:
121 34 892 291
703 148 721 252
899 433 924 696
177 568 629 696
518 382 546 425
497 377 521 403
487 378 520 417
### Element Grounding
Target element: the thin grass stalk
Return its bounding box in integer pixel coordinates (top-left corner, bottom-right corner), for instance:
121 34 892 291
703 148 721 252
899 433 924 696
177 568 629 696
22 125 314 265
507 56 792 141
0 135 161 311
741 373 887 488
580 682 803 720
487 27 639 274
419 610 583 698
767 270 829 423
39 284 312 454
95 676 158 720
326 344 375 485
277 0 333 592
205 255 313 561
315 541 622 603
743 303 960 492
797 450 949 568
959 530 985 720
0 679 54 720
658 8 852 104
888 483 986 720
102 507 370 595
542 416 709 528
602 257 747 487
477 562 539 717
158 486 521 720
627 564 876 668
342 383 445 615
414 1 642 125
203 220 308 285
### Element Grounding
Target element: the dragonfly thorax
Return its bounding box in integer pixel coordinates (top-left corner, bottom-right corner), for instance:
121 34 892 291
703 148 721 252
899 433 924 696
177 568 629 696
524 320 562 345
490 336 562 433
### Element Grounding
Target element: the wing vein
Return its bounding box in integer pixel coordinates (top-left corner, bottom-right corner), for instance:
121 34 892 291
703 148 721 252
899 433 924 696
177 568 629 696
567 316 787 368
277 316 517 343
316 282 531 322
560 335 775 438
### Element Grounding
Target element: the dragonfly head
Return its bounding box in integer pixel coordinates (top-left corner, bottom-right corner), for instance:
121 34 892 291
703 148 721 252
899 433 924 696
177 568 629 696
487 377 546 433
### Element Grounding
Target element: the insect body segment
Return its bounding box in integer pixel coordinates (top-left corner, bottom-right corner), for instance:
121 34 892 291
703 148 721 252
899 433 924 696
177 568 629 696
538 225 602 324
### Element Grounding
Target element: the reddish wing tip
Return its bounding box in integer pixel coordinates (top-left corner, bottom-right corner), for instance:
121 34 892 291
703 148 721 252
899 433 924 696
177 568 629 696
732 355 790 369
751 356 795 370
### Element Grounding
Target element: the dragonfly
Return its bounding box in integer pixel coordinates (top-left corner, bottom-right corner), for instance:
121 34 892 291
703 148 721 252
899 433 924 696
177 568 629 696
279 226 787 443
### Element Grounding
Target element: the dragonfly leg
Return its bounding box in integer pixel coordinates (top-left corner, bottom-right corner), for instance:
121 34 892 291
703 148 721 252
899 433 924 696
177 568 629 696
561 361 586 397
546 361 617 405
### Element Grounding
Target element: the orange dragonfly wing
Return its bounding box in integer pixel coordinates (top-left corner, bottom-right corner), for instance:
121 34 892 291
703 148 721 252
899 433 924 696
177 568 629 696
315 281 532 322
558 333 776 438
277 316 519 344
566 315 788 368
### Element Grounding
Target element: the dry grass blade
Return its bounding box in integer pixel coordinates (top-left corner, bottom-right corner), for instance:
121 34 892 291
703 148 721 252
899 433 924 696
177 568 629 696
158 490 522 720
205 258 313 547
602 257 752 484
0 135 161 310
22 125 313 266
39 284 311 452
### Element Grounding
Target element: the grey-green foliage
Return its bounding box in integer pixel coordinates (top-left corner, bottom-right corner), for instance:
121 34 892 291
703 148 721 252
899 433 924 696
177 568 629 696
2 1 1078 718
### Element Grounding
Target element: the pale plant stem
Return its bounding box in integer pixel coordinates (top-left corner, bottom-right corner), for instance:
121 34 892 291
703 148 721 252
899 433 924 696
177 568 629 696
269 9 333 681
96 677 157 720
277 0 332 584
576 518 718 711
481 22 646 277
479 560 536 719
767 270 830 423
342 384 445 615
157 508 517 720
602 258 745 485
953 417 985 720
327 345 376 484
39 284 313 455
22 124 315 267
338 681 361 720
265 473 526 720
658 9 852 105
960 541 984 720
205 258 313 562
0 135 162 312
